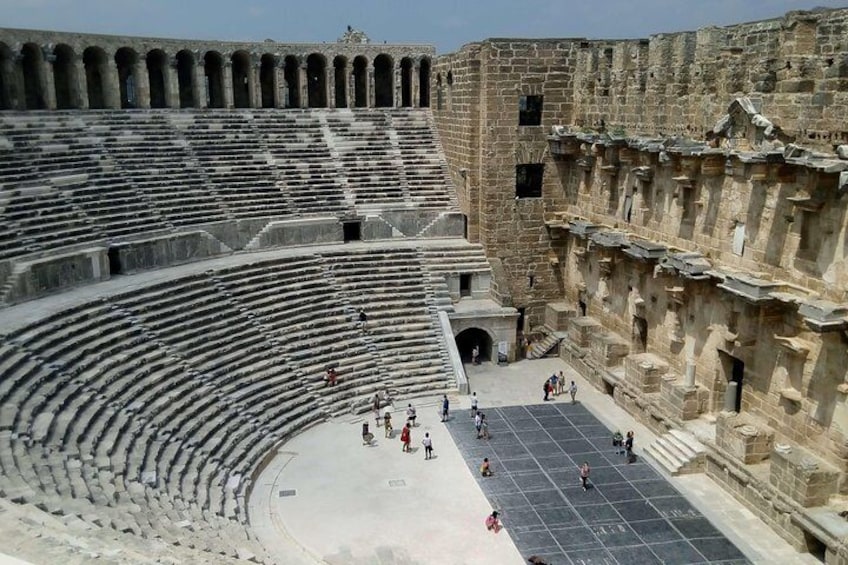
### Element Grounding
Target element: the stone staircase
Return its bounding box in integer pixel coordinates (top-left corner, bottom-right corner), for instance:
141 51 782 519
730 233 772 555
643 429 707 476
527 332 563 360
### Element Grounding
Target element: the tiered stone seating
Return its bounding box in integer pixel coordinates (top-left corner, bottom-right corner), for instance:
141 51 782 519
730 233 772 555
322 247 454 396
389 110 457 208
253 110 351 216
173 112 290 219
418 241 492 278
325 110 406 207
92 112 231 226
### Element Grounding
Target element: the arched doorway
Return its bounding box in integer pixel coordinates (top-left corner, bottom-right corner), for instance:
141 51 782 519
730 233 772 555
0 42 14 109
259 54 276 108
204 51 225 108
374 54 393 108
419 57 431 108
231 50 251 108
455 328 494 365
146 49 168 108
352 55 368 108
21 43 47 109
306 53 326 108
53 44 78 109
176 50 195 108
115 47 138 108
400 57 413 107
283 55 300 108
333 55 347 108
83 46 108 109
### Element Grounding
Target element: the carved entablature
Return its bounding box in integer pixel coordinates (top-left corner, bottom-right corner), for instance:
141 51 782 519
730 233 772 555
711 97 794 151
798 300 848 332
659 251 712 281
632 166 654 183
548 126 581 158
623 238 667 262
716 273 781 304
590 230 628 249
568 219 600 238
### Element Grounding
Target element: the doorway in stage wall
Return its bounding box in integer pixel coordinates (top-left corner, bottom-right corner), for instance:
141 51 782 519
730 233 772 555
719 350 745 413
455 328 493 365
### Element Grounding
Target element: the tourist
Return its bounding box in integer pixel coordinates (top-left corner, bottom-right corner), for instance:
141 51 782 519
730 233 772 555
485 511 501 533
580 461 590 491
441 395 450 422
401 423 412 452
569 380 578 404
475 411 483 438
612 430 624 455
358 308 367 331
471 391 479 418
422 432 433 460
373 394 381 427
324 367 337 387
479 413 490 440
406 403 417 427
384 407 393 438
480 457 493 477
543 380 551 401
625 430 635 463
557 371 565 395
549 373 559 396
471 344 480 365
362 422 374 445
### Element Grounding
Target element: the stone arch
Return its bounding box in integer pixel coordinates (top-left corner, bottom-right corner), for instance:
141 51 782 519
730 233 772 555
114 47 138 108
0 42 14 109
419 57 431 108
283 55 300 108
175 49 196 108
204 51 225 108
146 49 168 108
306 53 327 108
231 50 251 108
21 43 47 109
53 44 78 109
83 46 108 109
352 55 368 108
400 57 413 107
259 53 276 108
374 53 393 107
333 55 347 108
455 327 495 364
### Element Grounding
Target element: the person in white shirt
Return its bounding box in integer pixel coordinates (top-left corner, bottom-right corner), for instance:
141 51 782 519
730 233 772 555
406 403 417 427
422 432 433 460
470 392 478 417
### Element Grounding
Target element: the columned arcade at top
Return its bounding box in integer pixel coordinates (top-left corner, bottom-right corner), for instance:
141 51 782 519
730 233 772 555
0 28 433 111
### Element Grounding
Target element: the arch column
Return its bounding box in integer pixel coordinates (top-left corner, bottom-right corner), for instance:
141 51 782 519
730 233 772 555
103 58 120 109
72 53 88 109
273 60 284 107
368 65 375 108
222 60 234 108
412 60 420 108
248 54 259 108
41 49 57 110
298 62 308 108
193 52 207 108
166 56 180 108
394 62 401 108
134 55 150 108
327 64 335 108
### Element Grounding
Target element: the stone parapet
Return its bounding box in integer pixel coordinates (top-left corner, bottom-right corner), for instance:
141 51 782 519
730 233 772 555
624 352 669 394
769 443 841 508
716 411 775 464
660 375 708 421
589 331 630 368
568 316 602 348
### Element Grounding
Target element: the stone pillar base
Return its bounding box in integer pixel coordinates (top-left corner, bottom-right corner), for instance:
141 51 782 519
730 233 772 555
716 412 775 464
769 443 840 507
568 316 601 347
590 332 630 367
660 376 708 421
624 353 668 393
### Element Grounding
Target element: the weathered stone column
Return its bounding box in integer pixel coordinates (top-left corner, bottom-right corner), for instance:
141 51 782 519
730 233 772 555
272 60 284 108
193 52 207 108
41 49 58 110
327 64 336 108
103 59 121 109
222 60 234 108
134 56 151 109
723 382 738 412
72 54 88 109
247 54 259 108
368 66 375 108
298 62 308 108
395 63 402 108
165 56 180 108
684 359 696 388
412 60 420 108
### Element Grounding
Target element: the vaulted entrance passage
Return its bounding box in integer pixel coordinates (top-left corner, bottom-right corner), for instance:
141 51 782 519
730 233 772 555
115 47 138 108
284 55 300 108
306 53 327 108
353 56 368 107
176 50 196 108
146 49 168 108
374 54 393 107
204 51 225 108
455 328 493 364
83 46 108 109
400 57 413 107
333 55 347 108
53 44 78 109
260 54 276 108
419 57 431 107
231 50 251 108
21 43 47 109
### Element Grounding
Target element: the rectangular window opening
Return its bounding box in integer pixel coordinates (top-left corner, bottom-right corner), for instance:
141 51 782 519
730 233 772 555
518 95 543 126
460 274 472 297
343 221 362 242
516 164 544 199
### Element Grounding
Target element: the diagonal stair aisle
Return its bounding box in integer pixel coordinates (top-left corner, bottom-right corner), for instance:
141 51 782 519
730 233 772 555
643 428 707 476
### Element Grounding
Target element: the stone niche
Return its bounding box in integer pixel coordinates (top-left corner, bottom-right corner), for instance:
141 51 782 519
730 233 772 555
568 316 602 348
624 352 668 393
769 443 840 507
661 373 709 421
589 331 630 368
545 302 576 331
716 411 775 464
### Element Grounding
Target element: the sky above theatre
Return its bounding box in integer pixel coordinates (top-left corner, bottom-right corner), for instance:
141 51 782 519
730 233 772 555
1 0 846 53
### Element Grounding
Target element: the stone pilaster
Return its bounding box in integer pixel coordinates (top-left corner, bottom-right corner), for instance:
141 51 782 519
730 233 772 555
222 60 234 108
41 49 57 110
134 56 150 108
166 56 180 108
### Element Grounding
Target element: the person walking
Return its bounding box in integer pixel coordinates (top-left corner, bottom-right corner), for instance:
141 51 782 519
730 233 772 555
569 380 578 404
480 457 493 477
471 392 479 418
485 511 502 533
471 344 480 365
549 373 559 396
422 433 433 460
361 422 374 445
383 408 393 438
475 411 483 438
543 380 551 401
358 308 368 331
612 430 624 455
372 394 381 427
479 413 490 440
625 431 635 463
406 403 417 427
557 371 565 395
401 423 412 452
441 395 450 422
580 461 591 491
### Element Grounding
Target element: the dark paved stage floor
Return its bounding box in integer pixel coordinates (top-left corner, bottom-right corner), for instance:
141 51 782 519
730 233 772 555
445 402 749 565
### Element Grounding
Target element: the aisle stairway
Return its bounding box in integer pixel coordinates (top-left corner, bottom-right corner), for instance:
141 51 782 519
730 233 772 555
643 429 707 476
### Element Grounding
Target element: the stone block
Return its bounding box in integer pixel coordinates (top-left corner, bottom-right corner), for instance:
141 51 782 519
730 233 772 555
589 332 629 367
624 352 668 393
661 375 708 421
112 231 231 274
769 443 840 507
4 247 110 305
716 412 775 464
544 301 575 331
568 316 601 348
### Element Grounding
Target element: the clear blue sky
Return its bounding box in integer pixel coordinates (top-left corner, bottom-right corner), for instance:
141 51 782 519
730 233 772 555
1 0 846 53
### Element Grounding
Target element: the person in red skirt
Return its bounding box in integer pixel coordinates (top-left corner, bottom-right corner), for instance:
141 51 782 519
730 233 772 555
401 423 412 452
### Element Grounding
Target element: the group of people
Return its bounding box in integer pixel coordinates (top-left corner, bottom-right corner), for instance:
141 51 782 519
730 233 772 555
363 394 446 458
543 371 577 403
612 429 636 463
